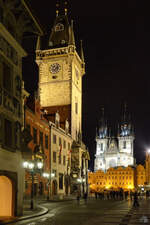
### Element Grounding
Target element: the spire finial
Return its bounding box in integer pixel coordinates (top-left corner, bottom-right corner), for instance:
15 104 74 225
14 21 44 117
56 2 59 16
64 1 68 15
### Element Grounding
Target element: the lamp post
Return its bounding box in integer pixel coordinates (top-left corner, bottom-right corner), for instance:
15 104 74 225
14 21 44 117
43 172 55 200
23 160 43 209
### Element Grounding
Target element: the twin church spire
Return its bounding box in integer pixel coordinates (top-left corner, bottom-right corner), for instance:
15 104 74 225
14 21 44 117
56 1 68 16
97 103 134 139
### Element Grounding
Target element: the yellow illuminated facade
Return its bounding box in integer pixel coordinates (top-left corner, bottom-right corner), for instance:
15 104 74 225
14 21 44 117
88 165 146 192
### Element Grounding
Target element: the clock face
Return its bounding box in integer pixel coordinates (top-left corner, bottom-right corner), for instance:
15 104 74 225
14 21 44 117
50 63 61 74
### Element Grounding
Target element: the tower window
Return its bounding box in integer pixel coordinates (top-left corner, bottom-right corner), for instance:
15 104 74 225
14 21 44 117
75 102 78 114
123 141 126 149
101 143 103 151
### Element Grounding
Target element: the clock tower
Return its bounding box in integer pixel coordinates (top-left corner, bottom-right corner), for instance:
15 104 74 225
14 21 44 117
35 3 85 140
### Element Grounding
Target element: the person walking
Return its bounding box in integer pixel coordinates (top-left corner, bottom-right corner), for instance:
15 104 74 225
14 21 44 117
77 191 81 204
133 191 139 207
84 192 88 204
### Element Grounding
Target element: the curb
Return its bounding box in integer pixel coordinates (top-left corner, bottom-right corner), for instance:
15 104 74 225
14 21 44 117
0 205 49 225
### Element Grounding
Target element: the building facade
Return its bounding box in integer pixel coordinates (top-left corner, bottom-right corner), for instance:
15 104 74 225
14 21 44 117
94 105 135 172
88 165 146 192
24 96 73 199
0 0 43 217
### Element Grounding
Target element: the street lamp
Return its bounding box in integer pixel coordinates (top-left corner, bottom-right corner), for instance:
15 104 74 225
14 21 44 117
23 160 43 209
43 172 55 200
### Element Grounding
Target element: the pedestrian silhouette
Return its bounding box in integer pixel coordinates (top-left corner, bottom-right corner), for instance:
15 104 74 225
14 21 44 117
133 191 139 207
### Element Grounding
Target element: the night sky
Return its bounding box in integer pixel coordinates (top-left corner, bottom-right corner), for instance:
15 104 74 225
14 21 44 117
22 0 150 170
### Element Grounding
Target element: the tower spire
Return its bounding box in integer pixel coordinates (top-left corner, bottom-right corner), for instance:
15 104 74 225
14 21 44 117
69 20 75 46
80 40 85 62
98 107 108 139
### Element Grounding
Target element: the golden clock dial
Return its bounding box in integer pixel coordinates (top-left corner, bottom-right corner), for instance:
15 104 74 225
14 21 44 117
50 63 61 74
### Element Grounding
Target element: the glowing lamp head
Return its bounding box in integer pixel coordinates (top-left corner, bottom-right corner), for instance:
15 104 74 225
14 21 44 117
77 178 82 183
147 149 150 154
37 162 43 169
43 173 49 178
51 173 55 178
23 161 29 168
28 163 34 170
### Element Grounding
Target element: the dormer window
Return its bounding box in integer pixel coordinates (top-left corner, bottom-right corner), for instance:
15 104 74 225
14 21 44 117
55 23 64 32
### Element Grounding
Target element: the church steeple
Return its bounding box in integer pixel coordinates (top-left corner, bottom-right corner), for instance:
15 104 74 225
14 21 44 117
118 102 134 137
98 107 108 139
68 20 75 46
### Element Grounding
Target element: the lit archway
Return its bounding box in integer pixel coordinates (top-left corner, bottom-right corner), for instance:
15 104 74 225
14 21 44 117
0 176 12 216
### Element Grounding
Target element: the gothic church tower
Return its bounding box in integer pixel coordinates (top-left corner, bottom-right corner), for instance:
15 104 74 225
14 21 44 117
94 108 109 171
36 1 85 140
117 103 134 167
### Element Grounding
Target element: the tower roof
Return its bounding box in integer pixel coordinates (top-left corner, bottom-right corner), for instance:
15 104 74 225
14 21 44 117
48 1 75 49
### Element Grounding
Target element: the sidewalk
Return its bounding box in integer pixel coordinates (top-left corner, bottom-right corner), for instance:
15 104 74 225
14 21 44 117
0 200 49 225
0 195 76 225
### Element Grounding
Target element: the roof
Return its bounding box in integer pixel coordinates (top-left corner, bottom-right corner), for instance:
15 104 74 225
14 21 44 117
22 0 45 36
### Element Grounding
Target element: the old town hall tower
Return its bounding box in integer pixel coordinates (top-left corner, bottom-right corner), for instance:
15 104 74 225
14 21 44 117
35 2 85 141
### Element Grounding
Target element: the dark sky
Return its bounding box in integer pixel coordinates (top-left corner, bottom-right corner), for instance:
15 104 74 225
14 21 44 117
22 0 150 170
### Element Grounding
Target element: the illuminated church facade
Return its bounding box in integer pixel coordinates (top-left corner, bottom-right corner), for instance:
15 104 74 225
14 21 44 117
94 105 135 172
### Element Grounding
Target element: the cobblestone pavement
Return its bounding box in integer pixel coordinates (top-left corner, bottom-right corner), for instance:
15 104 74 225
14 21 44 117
4 197 150 225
